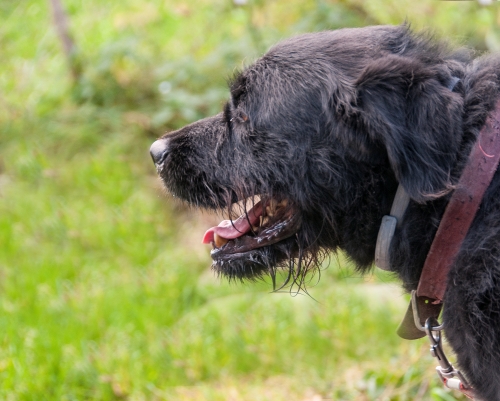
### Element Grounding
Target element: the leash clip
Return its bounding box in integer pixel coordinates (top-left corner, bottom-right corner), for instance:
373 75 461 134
409 292 476 398
424 316 476 399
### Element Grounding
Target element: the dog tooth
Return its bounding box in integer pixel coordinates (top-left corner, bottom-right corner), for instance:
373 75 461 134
277 199 288 208
214 233 229 248
266 199 288 216
266 199 276 217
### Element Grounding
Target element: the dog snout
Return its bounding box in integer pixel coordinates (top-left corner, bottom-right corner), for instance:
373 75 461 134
150 138 170 165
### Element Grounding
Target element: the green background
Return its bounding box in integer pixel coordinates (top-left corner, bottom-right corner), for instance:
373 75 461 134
1 1 498 399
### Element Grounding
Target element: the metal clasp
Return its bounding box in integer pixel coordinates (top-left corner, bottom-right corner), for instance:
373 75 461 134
424 317 476 399
409 291 476 398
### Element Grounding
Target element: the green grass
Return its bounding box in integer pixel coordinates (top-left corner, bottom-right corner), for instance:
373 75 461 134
2 0 499 399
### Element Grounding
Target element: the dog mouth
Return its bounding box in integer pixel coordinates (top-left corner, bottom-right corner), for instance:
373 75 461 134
202 198 302 261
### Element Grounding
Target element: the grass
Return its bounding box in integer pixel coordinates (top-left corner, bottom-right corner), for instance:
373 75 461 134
2 0 498 399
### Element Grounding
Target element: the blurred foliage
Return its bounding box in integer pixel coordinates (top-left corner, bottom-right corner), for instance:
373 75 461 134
1 0 500 400
3 0 500 134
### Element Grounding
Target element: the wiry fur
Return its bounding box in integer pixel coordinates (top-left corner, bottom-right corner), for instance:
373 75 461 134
152 25 500 400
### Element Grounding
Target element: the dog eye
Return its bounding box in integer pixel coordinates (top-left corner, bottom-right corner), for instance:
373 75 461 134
236 111 249 123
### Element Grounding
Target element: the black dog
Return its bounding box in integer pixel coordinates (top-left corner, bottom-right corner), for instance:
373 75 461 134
150 25 500 400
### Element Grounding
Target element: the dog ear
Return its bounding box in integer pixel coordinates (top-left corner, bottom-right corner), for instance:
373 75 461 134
343 55 463 202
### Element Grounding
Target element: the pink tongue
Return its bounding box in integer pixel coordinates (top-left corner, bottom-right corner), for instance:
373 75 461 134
202 201 263 244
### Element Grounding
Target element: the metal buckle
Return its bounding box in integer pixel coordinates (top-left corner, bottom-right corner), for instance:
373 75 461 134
409 291 476 398
410 290 444 332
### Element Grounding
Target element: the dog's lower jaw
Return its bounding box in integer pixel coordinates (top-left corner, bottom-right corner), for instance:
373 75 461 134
211 242 294 281
209 221 303 281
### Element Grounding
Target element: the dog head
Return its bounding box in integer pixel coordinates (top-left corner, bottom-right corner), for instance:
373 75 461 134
150 25 465 286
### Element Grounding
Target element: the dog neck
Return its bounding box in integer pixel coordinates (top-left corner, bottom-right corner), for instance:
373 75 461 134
376 97 500 305
385 99 500 336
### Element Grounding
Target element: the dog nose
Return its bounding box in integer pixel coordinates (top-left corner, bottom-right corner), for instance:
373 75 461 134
150 139 169 165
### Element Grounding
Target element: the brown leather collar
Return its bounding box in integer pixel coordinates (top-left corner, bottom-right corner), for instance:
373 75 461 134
418 100 500 301
398 99 500 340
394 100 500 400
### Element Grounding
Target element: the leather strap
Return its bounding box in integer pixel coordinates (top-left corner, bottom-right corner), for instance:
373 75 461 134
398 99 500 340
417 99 500 302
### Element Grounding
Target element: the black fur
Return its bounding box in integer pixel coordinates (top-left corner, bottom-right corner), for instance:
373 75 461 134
152 25 500 400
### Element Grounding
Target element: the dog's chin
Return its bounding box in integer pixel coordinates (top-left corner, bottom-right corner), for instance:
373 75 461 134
210 237 298 280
